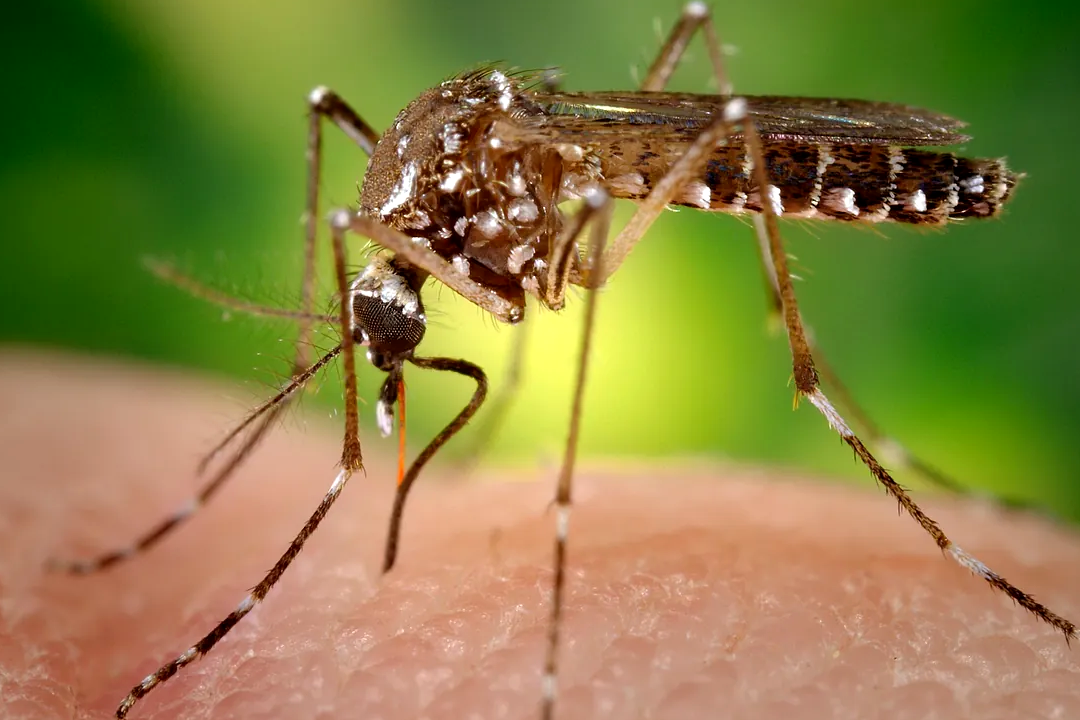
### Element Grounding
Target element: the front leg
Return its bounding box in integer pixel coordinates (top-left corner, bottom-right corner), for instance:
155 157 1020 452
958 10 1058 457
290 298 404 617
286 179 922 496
334 212 525 325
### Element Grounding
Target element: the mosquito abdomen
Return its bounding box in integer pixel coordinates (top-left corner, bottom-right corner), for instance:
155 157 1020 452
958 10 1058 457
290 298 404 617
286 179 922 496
603 141 1018 226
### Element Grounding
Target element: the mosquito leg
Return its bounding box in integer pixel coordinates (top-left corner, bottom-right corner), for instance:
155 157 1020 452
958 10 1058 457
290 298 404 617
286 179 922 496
191 90 379 473
111 92 381 713
307 86 380 156
374 194 612 571
595 97 747 284
585 1 741 282
740 117 1077 641
52 92 378 575
329 213 364 471
48 346 342 575
266 87 381 474
113 466 355 719
544 194 604 308
52 412 283 576
641 3 968 498
749 215 969 495
335 211 526 324
539 188 613 720
748 214 787 330
50 274 337 574
646 2 975 503
307 87 389 474
426 184 618 493
637 0 1072 639
817 354 973 494
300 88 379 356
640 1 730 95
589 5 751 284
153 89 350 521
640 3 777 321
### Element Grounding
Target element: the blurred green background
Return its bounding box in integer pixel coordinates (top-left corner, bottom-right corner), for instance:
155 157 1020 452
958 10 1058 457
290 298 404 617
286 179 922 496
3 0 1078 518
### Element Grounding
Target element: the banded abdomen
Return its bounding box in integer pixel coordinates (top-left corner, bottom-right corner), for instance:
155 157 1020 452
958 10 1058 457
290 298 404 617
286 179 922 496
600 140 1018 226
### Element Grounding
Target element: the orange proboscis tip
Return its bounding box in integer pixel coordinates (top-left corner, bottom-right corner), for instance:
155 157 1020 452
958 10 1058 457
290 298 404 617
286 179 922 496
397 377 407 486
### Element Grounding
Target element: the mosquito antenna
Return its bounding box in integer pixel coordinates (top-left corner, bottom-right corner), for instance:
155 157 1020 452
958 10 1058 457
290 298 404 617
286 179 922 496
144 257 337 325
381 356 487 573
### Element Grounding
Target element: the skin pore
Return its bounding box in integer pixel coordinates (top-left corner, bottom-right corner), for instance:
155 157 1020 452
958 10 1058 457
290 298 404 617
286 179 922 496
1 350 1078 720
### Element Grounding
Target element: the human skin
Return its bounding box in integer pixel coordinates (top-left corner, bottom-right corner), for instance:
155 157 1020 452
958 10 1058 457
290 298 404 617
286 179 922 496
1 350 1078 720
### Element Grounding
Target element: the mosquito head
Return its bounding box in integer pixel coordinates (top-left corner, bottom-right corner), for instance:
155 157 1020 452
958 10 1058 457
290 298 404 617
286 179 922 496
350 254 427 371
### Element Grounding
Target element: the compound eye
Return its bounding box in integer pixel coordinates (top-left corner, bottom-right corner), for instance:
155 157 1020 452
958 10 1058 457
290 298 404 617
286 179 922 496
353 292 426 359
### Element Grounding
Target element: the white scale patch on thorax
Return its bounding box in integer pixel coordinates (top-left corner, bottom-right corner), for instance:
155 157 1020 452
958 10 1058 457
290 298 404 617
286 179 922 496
380 161 419 217
507 171 528 197
442 122 463 153
474 209 502 238
490 70 513 112
508 197 539 223
507 244 536 275
452 254 471 277
454 216 469 237
440 168 464 192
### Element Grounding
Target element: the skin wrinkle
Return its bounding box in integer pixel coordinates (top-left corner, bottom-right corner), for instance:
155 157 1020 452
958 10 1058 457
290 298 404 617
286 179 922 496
1 350 1078 720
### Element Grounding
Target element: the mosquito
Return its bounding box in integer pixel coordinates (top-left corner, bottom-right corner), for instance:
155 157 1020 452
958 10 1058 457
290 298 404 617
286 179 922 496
51 3 1075 718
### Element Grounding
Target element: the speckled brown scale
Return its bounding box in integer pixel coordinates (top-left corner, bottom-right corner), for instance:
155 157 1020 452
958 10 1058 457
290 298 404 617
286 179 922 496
817 145 898 221
950 155 1018 219
887 150 957 224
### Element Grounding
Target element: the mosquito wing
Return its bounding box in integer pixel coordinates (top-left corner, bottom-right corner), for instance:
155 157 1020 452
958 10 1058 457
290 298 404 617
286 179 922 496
529 91 970 146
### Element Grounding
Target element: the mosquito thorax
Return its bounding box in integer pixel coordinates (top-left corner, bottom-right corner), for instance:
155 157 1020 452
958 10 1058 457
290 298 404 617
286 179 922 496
350 255 426 369
357 68 602 304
